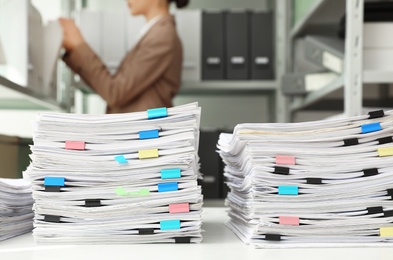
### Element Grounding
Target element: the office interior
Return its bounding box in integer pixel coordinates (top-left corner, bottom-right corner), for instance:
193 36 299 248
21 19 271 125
2 0 393 198
1 0 393 257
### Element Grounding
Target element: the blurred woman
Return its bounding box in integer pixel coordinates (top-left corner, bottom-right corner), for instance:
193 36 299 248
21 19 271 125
60 0 189 113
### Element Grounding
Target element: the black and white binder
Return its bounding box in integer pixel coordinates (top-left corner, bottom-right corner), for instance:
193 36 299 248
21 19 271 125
225 11 249 80
250 11 274 79
202 11 225 80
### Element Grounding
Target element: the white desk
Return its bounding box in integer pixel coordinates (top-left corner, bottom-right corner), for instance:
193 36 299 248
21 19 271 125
1 207 393 260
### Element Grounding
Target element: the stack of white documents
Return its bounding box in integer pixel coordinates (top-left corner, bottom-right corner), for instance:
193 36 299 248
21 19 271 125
0 178 33 241
218 110 393 248
24 103 203 244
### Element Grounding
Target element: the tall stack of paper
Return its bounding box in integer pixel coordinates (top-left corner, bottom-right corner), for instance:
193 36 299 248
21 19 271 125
24 103 203 244
0 178 33 242
218 110 393 248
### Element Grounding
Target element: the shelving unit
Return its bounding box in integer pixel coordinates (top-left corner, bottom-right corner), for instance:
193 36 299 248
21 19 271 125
284 0 393 120
0 0 76 113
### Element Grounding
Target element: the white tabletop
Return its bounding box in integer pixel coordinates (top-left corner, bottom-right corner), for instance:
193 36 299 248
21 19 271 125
1 207 393 260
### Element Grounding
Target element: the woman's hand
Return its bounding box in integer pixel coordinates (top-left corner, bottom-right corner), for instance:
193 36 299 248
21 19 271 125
59 17 85 52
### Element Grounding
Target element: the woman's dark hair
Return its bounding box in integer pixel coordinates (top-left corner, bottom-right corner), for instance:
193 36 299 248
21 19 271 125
168 0 189 9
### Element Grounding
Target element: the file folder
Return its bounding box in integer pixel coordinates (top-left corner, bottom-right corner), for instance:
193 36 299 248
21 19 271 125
226 11 249 80
304 35 344 74
28 4 44 91
42 21 62 98
202 11 225 80
176 10 202 82
250 11 274 79
28 4 62 98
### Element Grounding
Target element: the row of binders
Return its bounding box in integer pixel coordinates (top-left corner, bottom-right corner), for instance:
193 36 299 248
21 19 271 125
76 10 274 82
218 110 393 248
0 178 33 242
201 11 274 80
23 103 203 244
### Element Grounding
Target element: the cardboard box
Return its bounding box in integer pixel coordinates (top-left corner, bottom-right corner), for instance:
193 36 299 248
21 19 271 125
0 134 32 179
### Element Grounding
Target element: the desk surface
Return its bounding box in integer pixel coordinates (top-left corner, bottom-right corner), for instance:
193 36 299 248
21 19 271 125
1 207 393 260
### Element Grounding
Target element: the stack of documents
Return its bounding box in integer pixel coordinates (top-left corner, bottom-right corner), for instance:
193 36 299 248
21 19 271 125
24 103 203 244
218 110 393 248
0 178 33 241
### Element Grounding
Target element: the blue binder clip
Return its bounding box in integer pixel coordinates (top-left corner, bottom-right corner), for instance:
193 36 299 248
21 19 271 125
361 122 382 134
44 177 65 187
158 182 178 192
160 169 181 179
139 129 159 140
160 220 181 230
147 107 168 119
278 186 298 195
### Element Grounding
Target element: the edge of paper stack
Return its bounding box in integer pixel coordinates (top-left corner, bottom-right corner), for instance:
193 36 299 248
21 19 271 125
0 178 33 242
24 102 203 244
217 109 393 248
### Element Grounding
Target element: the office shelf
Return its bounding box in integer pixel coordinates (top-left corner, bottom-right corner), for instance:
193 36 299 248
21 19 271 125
180 80 278 94
76 80 279 95
286 0 384 119
290 75 344 111
288 70 393 112
290 0 345 38
0 75 66 111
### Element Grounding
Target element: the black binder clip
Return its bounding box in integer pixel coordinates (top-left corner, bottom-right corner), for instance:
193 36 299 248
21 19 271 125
274 166 290 175
367 206 383 215
85 199 102 207
139 228 155 235
175 237 191 243
378 137 393 145
368 110 385 119
306 178 322 185
344 138 359 146
363 168 379 177
265 234 281 241
44 215 61 223
45 186 61 192
384 210 393 217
